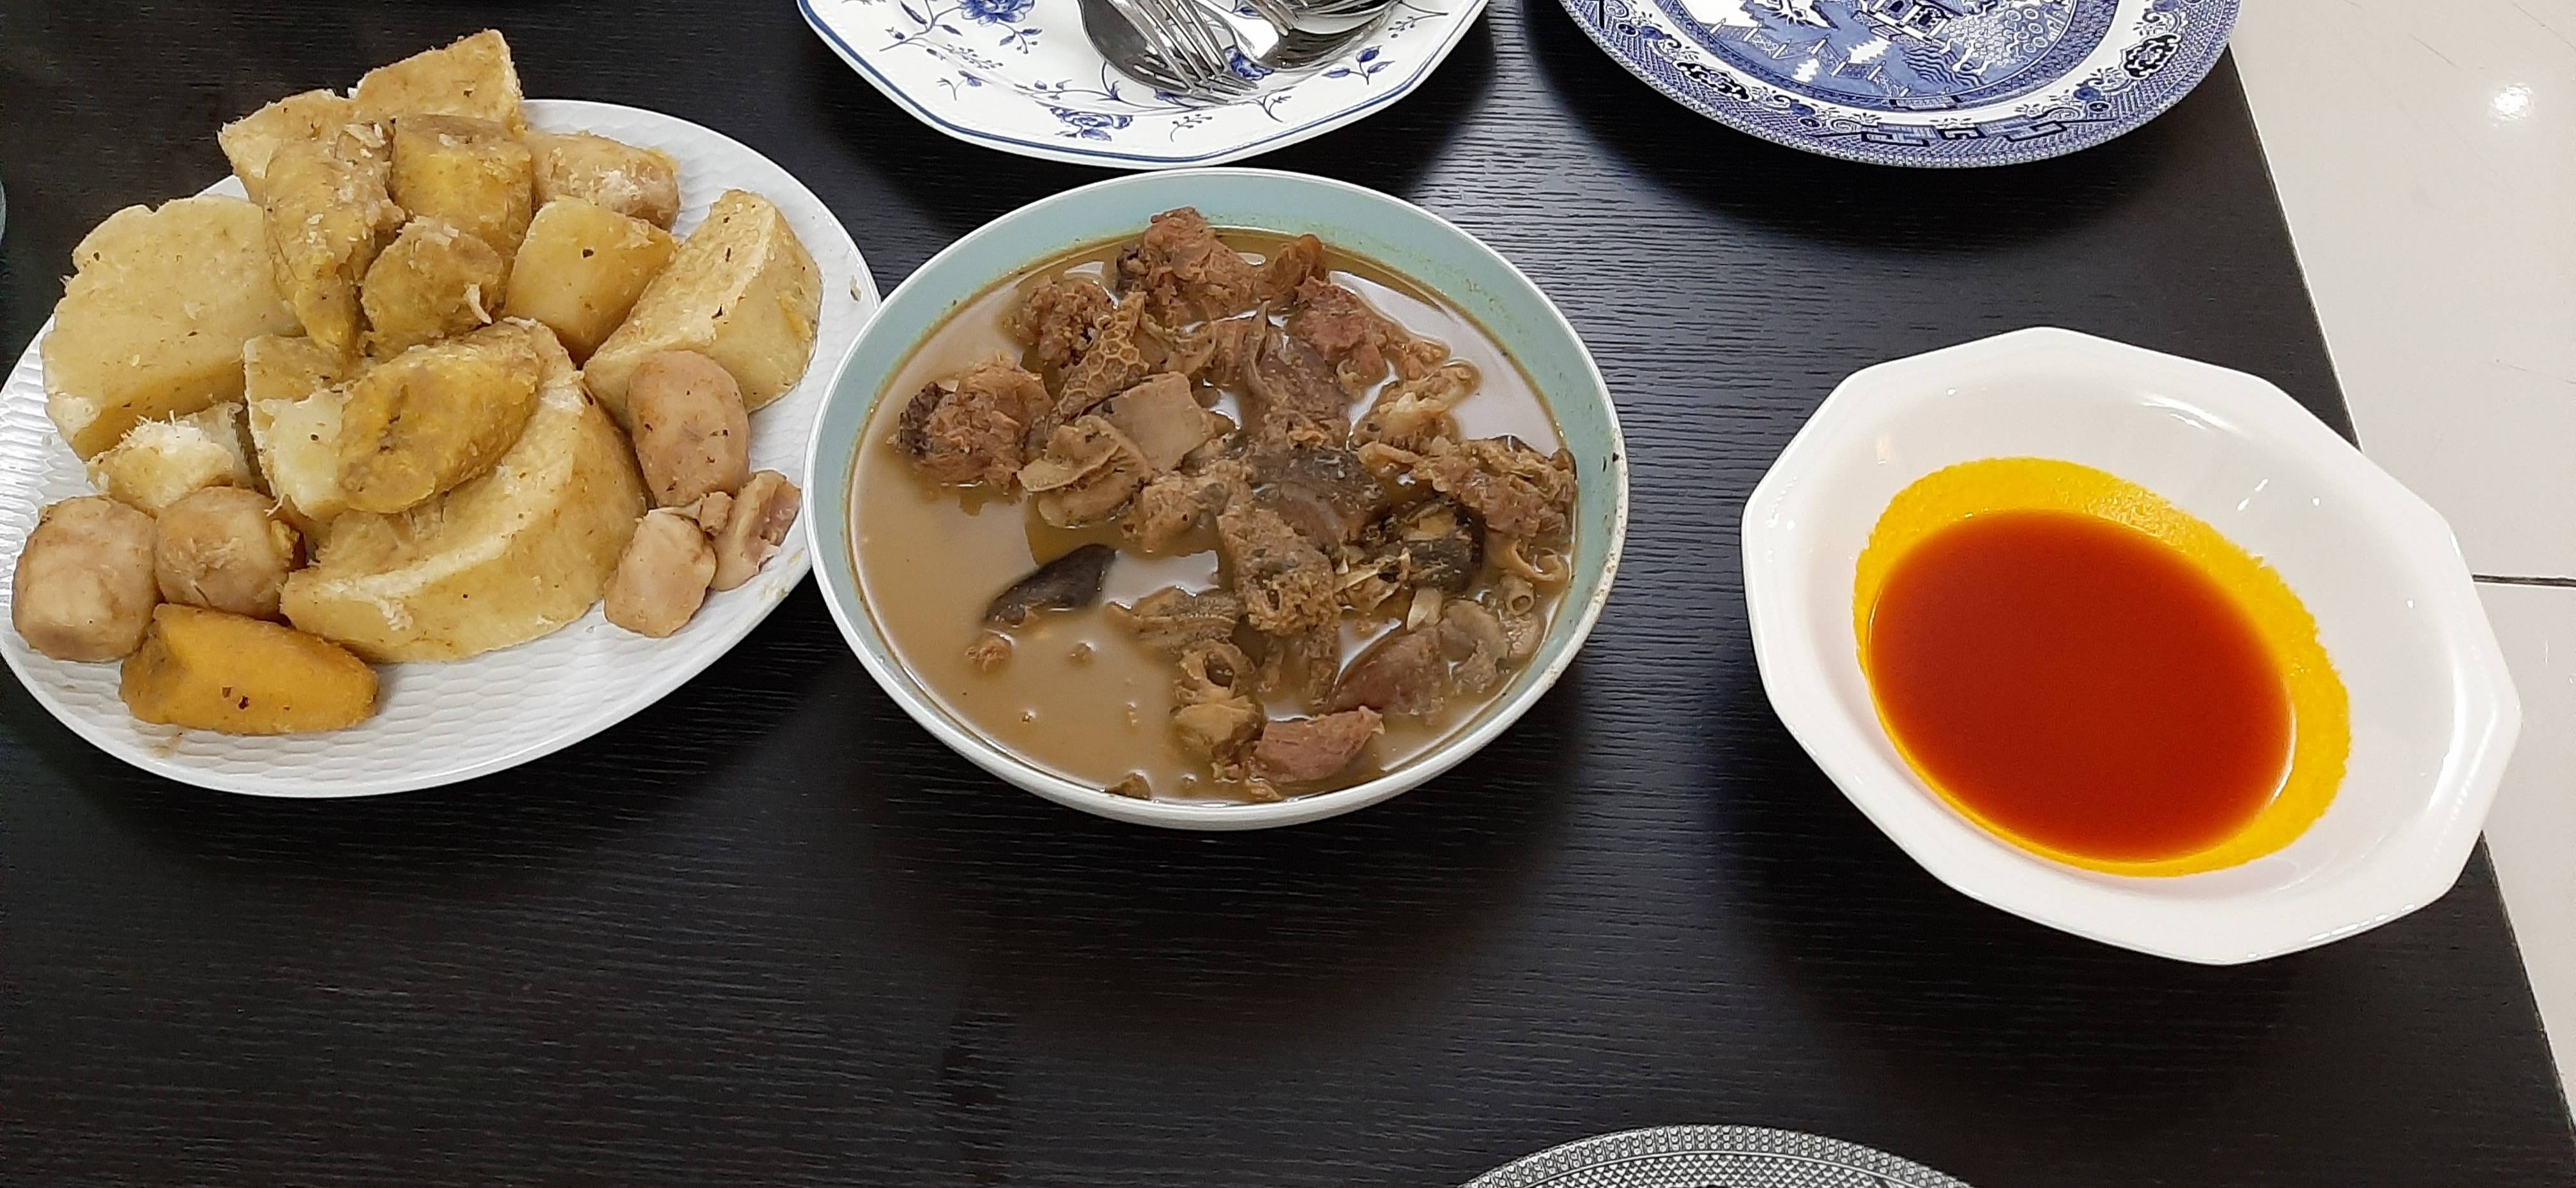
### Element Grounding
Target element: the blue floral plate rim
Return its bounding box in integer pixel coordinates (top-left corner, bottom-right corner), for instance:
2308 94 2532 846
1466 1125 1974 1187
1553 0 2241 169
799 0 1491 168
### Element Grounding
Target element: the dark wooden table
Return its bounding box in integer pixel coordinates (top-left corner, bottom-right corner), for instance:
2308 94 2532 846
5 3 2572 1185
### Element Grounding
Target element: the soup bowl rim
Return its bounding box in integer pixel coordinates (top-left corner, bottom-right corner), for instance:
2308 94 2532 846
804 167 1630 830
1740 325 2522 963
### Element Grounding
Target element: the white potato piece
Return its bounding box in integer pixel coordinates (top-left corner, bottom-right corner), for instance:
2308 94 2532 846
42 195 299 458
585 190 823 426
528 130 681 229
86 402 259 515
351 29 526 133
501 197 677 361
218 89 365 204
282 324 648 661
154 487 302 620
12 496 160 662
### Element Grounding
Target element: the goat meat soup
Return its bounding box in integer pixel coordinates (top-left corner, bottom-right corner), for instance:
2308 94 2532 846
852 208 1578 803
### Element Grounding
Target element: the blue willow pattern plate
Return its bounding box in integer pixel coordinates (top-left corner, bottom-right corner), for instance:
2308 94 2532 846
1556 0 2238 167
1466 1126 1974 1188
799 0 1487 169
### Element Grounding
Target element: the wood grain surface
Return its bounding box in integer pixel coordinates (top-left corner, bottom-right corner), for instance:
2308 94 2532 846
4 2 2572 1185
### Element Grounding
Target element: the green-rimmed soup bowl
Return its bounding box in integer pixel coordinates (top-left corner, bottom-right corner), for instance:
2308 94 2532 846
803 168 1627 829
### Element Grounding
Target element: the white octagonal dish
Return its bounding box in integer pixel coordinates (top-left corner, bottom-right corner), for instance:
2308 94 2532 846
1741 327 2520 964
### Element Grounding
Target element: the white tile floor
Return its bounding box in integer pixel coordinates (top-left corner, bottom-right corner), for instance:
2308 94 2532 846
2235 0 2576 1091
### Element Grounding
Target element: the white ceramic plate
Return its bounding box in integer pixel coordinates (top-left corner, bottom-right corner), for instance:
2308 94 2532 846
798 0 1488 169
0 99 881 797
1741 328 2520 963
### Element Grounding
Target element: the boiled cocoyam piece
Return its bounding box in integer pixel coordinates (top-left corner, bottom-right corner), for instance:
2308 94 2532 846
351 29 526 134
502 197 676 361
362 217 507 357
528 131 681 229
42 195 299 458
218 89 366 204
390 114 533 264
86 402 259 515
248 384 353 529
282 324 647 661
261 133 406 358
243 334 353 404
13 496 160 662
119 604 377 735
334 320 544 514
585 190 822 426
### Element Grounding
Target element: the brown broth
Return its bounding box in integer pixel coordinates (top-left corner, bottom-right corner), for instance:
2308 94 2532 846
849 231 1570 801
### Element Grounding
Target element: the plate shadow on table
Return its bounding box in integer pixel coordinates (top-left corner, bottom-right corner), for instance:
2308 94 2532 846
819 654 1591 1050
1514 0 2175 258
42 588 852 890
1698 659 2297 1150
795 20 1498 259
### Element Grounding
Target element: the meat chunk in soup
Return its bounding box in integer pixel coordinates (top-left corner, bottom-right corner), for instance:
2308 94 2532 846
1354 362 1476 452
1216 503 1338 636
1364 435 1577 545
1328 627 1448 717
1011 275 1114 371
896 356 1050 488
1101 373 1222 470
1112 585 1243 657
1250 708 1383 784
1248 443 1384 547
1053 293 1152 422
1243 328 1352 440
1020 416 1152 527
1124 459 1250 552
1116 208 1322 324
986 543 1117 626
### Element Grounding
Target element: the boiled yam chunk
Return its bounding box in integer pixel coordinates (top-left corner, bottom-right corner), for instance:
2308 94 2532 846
282 324 647 661
41 195 298 458
334 320 544 515
585 190 822 426
261 134 406 358
351 29 526 133
528 131 681 229
502 197 677 360
390 114 534 265
86 402 258 515
361 217 507 357
247 384 353 529
218 89 365 204
119 605 376 735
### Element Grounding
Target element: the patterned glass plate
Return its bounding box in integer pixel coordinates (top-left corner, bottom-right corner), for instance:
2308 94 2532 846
0 100 881 797
1467 1126 1974 1188
798 0 1487 169
1554 0 2238 167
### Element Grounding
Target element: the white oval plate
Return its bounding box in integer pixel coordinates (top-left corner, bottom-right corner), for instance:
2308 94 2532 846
798 0 1488 169
0 99 881 797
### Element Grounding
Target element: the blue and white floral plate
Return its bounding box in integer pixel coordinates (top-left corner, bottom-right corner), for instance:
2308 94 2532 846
799 0 1486 168
1560 0 2237 167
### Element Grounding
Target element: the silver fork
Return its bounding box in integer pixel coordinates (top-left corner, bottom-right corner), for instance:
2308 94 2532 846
1082 0 1256 99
